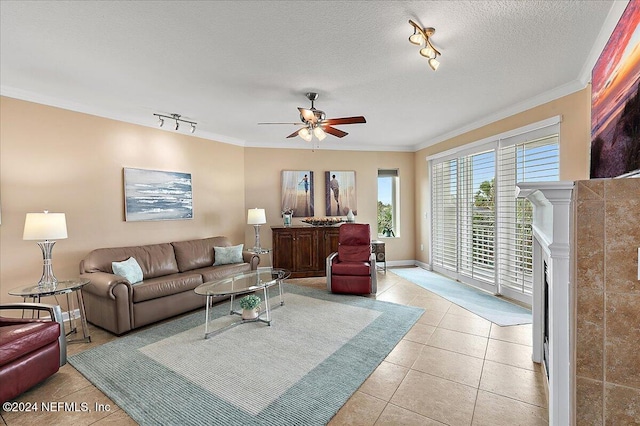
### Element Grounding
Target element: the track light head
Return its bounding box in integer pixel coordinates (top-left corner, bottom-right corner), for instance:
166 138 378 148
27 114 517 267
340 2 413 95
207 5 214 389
190 123 196 133
158 117 164 127
175 121 179 131
420 45 436 59
409 29 422 45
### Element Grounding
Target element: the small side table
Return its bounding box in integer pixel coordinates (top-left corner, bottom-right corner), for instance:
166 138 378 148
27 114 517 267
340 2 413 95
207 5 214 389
8 278 92 343
371 240 386 272
247 247 272 268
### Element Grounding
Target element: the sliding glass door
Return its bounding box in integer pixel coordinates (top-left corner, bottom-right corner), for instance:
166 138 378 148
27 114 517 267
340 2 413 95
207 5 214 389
430 122 559 305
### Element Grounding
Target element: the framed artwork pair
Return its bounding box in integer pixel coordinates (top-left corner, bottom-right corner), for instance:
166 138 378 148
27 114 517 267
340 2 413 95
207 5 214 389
281 170 357 217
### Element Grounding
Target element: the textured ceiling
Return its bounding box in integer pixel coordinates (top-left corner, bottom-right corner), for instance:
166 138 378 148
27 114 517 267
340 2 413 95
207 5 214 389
0 1 623 151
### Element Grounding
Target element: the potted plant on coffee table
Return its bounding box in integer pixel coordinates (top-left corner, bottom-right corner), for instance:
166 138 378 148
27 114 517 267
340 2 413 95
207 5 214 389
239 294 261 320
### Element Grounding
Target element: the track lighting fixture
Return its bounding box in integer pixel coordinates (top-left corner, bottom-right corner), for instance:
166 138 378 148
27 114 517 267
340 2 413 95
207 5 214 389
153 113 197 133
408 19 441 71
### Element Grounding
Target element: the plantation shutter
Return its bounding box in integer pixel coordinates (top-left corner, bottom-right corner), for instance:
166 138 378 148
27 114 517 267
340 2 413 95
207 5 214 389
431 159 458 272
429 117 560 304
458 150 496 285
496 132 559 296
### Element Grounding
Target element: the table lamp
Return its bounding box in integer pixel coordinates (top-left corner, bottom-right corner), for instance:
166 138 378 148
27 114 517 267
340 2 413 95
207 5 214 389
23 211 68 289
247 208 266 252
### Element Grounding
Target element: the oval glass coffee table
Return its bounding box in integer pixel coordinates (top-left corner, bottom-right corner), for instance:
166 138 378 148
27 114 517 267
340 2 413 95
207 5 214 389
194 268 290 339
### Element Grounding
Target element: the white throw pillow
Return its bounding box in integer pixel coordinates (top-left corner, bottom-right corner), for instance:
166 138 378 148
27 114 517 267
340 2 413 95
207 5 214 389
213 244 244 266
112 257 144 284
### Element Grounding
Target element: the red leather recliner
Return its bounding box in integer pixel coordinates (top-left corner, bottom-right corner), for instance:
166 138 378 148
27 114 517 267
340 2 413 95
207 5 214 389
326 223 377 294
0 303 67 404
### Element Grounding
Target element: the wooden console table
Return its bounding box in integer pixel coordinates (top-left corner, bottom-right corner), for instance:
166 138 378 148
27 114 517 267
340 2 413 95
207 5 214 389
272 226 340 278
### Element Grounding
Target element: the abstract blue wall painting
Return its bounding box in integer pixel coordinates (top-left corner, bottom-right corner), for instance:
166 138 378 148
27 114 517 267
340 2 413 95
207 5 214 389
124 168 193 221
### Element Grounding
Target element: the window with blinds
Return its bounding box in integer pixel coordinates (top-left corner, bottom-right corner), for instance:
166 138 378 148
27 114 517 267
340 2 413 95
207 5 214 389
430 119 559 304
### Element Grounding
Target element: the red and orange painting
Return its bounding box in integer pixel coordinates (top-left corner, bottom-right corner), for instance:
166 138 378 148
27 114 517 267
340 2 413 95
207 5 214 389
590 0 640 178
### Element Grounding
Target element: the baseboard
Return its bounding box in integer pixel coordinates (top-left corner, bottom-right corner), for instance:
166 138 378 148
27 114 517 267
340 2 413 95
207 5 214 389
385 260 417 267
414 261 432 270
62 308 81 323
383 260 432 270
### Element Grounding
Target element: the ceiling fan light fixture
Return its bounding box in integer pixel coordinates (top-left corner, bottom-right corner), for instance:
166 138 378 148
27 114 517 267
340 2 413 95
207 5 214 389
313 126 326 141
429 58 440 71
298 127 312 142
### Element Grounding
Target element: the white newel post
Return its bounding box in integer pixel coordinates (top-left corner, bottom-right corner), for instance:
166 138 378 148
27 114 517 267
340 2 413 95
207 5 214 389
516 181 574 426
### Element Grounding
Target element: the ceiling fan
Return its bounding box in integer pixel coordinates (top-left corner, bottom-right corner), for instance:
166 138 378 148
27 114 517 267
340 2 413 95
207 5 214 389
258 92 366 141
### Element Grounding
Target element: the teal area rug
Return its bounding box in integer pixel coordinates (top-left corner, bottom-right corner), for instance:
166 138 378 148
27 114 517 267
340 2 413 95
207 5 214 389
69 283 423 425
390 267 531 326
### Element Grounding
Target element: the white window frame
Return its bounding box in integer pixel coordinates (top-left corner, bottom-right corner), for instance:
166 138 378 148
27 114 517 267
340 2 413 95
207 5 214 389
377 169 400 238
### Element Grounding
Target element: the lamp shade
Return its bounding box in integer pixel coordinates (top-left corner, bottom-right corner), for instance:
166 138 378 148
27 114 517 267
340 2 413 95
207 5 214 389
23 212 68 240
247 208 266 225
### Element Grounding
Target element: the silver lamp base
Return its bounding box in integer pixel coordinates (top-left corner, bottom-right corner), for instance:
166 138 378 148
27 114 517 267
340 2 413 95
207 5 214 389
252 224 263 252
37 240 59 290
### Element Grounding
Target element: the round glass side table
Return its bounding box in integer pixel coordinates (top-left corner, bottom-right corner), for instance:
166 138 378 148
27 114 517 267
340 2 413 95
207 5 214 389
8 278 92 343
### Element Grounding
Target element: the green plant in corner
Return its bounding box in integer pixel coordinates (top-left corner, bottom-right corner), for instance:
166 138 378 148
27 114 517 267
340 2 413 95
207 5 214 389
239 294 261 311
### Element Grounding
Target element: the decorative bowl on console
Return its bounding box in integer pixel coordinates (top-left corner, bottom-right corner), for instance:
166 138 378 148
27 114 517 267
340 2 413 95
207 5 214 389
301 217 344 226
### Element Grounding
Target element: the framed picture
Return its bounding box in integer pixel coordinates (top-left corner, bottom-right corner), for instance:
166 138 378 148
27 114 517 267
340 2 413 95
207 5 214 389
325 171 357 216
124 168 193 221
590 1 640 178
281 170 314 217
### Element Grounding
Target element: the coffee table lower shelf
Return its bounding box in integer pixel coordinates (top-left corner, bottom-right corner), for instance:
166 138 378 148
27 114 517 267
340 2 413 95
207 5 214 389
195 268 290 339
203 290 285 339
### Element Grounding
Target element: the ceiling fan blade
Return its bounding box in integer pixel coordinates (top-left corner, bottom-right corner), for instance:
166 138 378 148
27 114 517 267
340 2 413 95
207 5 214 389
323 116 366 125
257 122 304 125
286 130 300 138
298 107 317 123
322 125 348 138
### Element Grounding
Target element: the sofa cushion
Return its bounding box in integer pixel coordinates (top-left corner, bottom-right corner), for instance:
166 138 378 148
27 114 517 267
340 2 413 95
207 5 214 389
132 272 203 303
171 237 232 272
82 243 179 279
111 257 143 284
0 319 60 366
213 244 244 266
197 262 252 283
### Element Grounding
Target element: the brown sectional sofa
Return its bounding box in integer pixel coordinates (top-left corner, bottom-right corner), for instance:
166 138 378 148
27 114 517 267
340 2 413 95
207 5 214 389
79 237 259 335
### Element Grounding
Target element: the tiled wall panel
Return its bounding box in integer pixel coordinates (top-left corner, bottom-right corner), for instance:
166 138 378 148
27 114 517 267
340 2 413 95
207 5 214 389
574 179 640 425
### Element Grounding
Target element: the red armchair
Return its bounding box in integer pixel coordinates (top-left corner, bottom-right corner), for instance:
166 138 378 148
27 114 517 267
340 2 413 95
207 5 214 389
326 223 377 294
0 303 67 404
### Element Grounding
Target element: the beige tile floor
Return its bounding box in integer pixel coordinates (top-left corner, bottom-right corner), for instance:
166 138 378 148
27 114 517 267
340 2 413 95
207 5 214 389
1 270 548 425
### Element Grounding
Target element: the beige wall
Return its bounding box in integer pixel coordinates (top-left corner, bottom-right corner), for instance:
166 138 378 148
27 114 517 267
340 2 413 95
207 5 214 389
414 87 592 265
243 148 416 263
0 97 246 303
0 87 592 301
